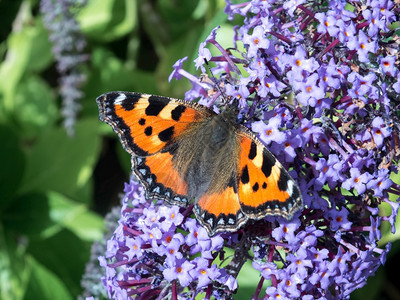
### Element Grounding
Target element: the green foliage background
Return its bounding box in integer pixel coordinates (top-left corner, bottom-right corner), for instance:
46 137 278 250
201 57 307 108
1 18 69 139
0 0 399 299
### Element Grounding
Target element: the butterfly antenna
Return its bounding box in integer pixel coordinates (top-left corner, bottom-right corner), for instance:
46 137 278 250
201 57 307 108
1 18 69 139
203 59 231 105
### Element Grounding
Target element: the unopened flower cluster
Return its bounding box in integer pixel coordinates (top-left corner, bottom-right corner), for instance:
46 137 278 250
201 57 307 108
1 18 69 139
99 0 399 299
41 0 88 135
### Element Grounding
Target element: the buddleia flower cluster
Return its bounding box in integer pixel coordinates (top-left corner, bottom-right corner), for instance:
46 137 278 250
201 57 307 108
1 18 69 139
98 0 399 299
98 179 237 299
40 0 88 135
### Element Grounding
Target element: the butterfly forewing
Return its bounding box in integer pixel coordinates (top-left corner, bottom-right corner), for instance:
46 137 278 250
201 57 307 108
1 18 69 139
97 92 212 156
97 92 211 206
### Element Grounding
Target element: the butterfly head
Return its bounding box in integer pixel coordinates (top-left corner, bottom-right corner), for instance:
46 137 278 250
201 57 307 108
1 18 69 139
218 105 240 126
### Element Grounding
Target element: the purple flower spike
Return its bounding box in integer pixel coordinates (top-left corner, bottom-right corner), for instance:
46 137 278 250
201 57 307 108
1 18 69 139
95 1 400 299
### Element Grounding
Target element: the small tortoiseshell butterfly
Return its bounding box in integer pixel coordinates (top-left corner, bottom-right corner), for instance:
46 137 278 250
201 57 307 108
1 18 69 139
97 92 303 235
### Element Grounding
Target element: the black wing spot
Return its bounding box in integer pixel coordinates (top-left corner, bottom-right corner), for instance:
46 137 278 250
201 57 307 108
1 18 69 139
159 126 174 142
261 151 274 178
138 118 146 125
171 105 186 121
249 141 257 160
144 126 153 136
277 170 289 192
241 165 250 184
146 96 168 116
252 182 259 192
262 182 267 189
121 94 141 111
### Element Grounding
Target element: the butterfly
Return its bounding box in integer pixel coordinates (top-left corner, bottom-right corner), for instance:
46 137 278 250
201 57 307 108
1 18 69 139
97 92 303 235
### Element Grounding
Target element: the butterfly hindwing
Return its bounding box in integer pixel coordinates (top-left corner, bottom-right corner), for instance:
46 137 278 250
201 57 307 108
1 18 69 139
237 129 303 219
132 155 190 206
97 92 213 205
193 175 248 235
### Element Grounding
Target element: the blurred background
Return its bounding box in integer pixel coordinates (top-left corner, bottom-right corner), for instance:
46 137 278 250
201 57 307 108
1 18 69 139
0 0 399 299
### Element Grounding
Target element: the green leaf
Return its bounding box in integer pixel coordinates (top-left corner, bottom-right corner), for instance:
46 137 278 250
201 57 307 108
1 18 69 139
0 124 25 206
350 267 384 300
157 26 203 97
156 0 200 43
24 256 73 300
2 191 103 240
78 0 137 41
235 259 269 299
24 21 53 73
86 47 140 94
27 229 91 297
20 118 101 201
158 0 199 23
0 230 30 300
13 76 58 138
0 16 52 114
378 202 400 246
47 191 103 241
2 193 53 237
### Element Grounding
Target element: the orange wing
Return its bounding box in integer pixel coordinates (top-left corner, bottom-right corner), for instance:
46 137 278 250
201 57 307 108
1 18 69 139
97 92 213 206
236 128 303 220
193 176 248 235
97 92 211 156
